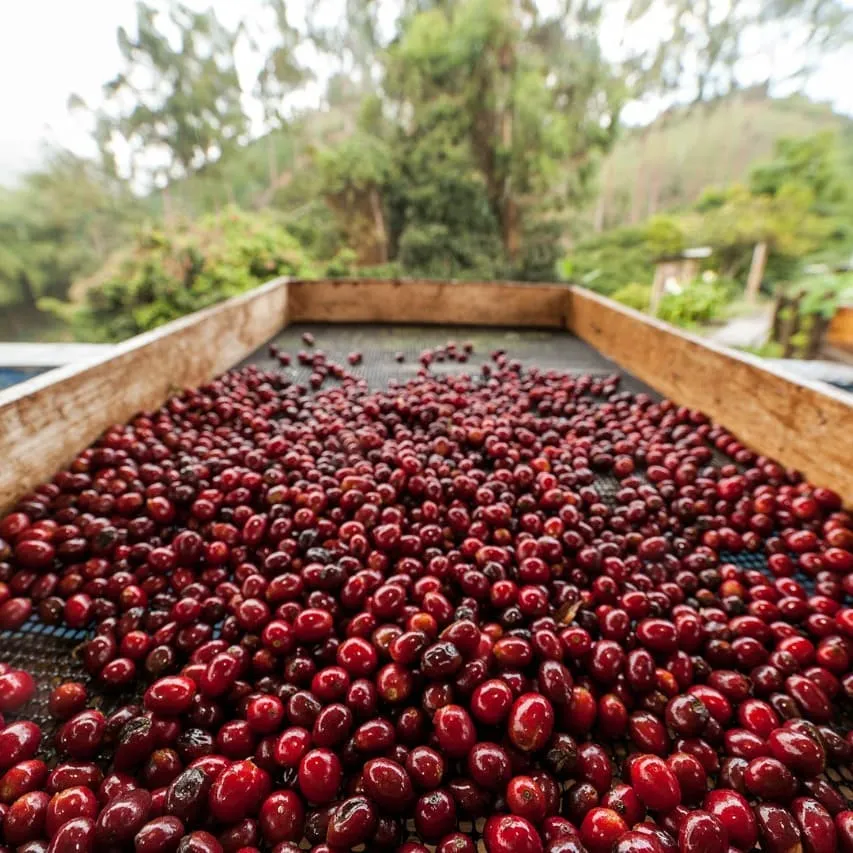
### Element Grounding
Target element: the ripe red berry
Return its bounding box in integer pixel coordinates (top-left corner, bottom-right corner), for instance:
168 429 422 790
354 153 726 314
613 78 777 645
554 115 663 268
484 814 544 853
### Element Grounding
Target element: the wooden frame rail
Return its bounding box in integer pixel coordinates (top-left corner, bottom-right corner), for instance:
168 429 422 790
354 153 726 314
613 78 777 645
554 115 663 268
1 277 850 511
0 277 290 513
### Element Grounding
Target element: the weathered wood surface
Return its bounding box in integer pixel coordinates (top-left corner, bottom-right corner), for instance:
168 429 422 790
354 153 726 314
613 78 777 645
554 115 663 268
0 278 290 513
1 276 850 511
288 278 569 327
566 287 853 505
828 306 853 352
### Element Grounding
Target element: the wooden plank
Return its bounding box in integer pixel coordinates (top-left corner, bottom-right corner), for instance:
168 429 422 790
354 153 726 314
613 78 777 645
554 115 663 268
828 306 853 352
2 275 851 511
566 287 853 505
0 278 290 514
745 240 768 303
288 278 569 327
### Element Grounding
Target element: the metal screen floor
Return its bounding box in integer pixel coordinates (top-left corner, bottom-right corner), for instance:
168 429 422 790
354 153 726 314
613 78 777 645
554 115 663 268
239 323 658 396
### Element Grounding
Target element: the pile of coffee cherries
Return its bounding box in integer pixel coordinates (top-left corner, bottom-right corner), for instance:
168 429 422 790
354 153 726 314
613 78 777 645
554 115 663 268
0 340 852 853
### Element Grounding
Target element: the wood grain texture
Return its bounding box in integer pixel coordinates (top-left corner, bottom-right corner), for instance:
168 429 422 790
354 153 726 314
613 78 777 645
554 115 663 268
0 278 290 513
828 306 853 351
2 276 850 511
566 287 853 504
288 278 569 327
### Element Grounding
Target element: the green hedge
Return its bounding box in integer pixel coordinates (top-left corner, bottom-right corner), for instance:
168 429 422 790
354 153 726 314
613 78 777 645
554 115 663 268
42 208 314 342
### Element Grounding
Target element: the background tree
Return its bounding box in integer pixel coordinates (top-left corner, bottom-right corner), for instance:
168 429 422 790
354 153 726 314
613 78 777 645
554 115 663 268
318 130 394 266
627 0 853 106
693 182 829 280
4 0 853 342
248 0 310 188
95 1 249 188
383 0 623 278
252 0 309 133
0 151 140 338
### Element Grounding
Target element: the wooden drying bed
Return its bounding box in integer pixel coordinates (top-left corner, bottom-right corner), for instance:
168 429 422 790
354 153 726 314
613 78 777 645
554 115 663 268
1 278 851 511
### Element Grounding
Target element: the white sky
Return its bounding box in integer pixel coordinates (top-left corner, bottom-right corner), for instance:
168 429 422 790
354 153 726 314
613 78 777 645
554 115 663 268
1 0 852 185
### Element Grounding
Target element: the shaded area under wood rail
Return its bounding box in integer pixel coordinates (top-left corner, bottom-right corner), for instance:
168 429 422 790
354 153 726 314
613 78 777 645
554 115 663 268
1 276 850 512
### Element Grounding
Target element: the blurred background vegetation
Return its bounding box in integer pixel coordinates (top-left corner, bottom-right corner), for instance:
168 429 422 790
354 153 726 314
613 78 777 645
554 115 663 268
2 0 853 343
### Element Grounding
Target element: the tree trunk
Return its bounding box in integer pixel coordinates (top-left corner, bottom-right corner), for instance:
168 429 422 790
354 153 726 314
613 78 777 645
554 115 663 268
498 57 518 263
647 167 662 218
630 130 651 225
502 194 521 263
17 272 37 310
369 187 389 265
593 195 605 233
782 295 803 357
161 186 174 222
594 160 612 233
805 315 828 359
771 293 786 343
745 241 768 303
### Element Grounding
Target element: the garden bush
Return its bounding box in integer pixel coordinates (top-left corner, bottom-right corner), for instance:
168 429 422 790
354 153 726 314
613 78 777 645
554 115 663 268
558 216 685 295
42 208 314 342
657 279 732 328
610 282 652 312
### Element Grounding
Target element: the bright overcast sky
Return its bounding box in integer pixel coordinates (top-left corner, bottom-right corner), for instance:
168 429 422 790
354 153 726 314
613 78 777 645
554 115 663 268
1 0 852 185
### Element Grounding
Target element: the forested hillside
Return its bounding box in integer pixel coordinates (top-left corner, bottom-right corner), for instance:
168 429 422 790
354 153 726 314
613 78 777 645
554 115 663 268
593 92 853 232
2 0 852 342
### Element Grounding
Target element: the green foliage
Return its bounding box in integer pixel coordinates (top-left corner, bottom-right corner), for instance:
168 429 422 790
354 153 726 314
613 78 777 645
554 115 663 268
317 133 395 265
318 133 394 195
45 209 314 342
688 129 853 280
94 2 250 184
611 283 652 311
627 0 853 108
750 132 846 209
657 279 732 327
740 341 784 358
559 215 685 294
692 181 830 280
378 0 623 278
792 272 853 319
592 94 851 231
7 0 853 348
251 0 309 132
321 249 359 277
568 128 850 304
0 151 141 309
390 98 507 279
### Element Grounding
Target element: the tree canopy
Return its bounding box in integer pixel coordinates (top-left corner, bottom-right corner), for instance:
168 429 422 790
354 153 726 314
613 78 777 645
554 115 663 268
3 0 853 341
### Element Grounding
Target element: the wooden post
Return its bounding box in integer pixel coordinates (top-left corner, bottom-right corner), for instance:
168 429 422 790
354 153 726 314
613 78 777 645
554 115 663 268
806 315 829 360
746 241 768 303
679 259 700 286
771 294 786 343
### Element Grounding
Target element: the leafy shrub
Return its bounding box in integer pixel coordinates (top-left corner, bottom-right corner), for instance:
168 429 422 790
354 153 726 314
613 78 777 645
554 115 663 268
610 283 651 312
657 280 732 328
42 208 314 342
794 272 853 319
559 215 685 295
740 341 784 358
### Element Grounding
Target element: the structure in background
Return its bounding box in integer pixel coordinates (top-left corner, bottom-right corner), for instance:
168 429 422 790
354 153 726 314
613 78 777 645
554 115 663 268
650 247 712 314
